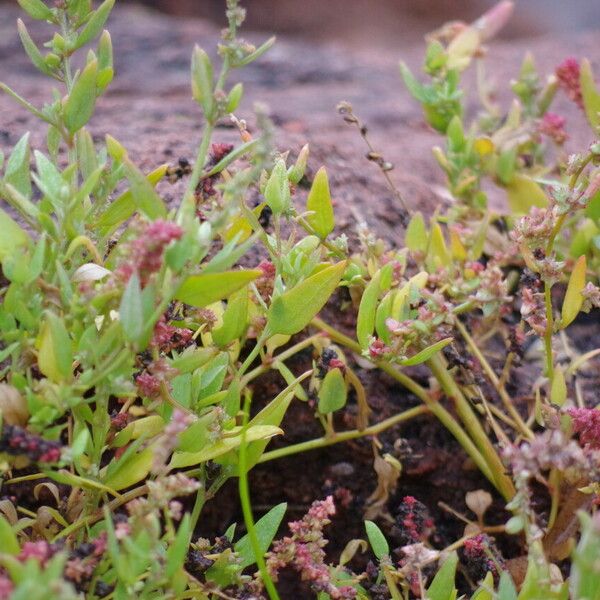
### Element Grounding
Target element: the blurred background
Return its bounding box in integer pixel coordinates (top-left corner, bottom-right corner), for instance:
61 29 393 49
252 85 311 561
117 0 600 45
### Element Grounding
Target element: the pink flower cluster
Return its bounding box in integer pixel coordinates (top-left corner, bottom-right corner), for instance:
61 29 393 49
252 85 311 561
135 357 178 398
538 112 568 145
555 57 583 108
267 497 357 599
151 316 193 353
116 219 183 285
568 408 600 449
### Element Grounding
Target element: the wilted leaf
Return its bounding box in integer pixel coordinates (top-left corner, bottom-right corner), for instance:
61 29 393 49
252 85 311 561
465 489 492 521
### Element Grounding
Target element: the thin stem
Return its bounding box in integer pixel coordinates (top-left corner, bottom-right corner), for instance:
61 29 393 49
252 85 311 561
427 354 515 501
238 392 280 600
543 285 555 381
455 320 533 439
258 405 428 463
311 317 498 491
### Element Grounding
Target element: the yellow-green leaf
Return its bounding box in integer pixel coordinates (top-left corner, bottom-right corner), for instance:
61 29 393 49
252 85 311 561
103 445 154 491
212 288 249 347
268 262 346 335
176 270 261 308
37 313 72 383
306 166 335 238
0 207 30 260
426 223 451 271
550 366 567 407
561 255 587 328
405 211 428 253
505 175 548 215
357 270 382 348
581 59 600 134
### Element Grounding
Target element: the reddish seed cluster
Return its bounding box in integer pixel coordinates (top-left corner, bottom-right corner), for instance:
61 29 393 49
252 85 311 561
267 497 357 599
567 408 600 450
368 338 390 359
394 496 434 545
116 219 183 285
0 425 62 464
462 533 504 582
135 357 178 399
538 112 568 145
255 259 276 302
555 57 583 108
151 316 193 353
64 534 108 592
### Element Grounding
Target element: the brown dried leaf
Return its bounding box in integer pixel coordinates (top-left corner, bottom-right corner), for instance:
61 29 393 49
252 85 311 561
365 453 402 520
465 489 492 521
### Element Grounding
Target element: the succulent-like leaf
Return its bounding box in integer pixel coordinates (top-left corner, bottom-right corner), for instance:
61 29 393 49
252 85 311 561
306 166 335 239
177 270 261 308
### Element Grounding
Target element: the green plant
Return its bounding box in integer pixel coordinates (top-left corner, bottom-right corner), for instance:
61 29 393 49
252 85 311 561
2 0 600 598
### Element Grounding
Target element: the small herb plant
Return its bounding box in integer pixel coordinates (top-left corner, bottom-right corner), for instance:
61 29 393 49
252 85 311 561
1 0 600 598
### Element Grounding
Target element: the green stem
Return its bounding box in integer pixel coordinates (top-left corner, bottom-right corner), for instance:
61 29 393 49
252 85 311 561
427 354 515 501
238 392 280 600
310 317 499 493
259 405 428 463
455 320 533 440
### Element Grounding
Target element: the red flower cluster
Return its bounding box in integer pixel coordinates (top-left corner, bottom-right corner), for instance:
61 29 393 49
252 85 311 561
0 425 62 464
116 219 183 285
198 143 234 199
556 57 583 108
462 533 504 581
538 112 568 145
135 357 178 399
567 407 600 449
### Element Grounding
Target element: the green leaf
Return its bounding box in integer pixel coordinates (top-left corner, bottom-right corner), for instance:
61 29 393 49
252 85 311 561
401 337 453 366
561 255 586 328
550 365 567 407
264 158 290 215
103 445 154 491
365 520 389 559
235 503 287 568
119 272 144 343
64 59 98 134
505 175 548 215
4 132 31 199
268 262 346 335
405 211 428 253
0 517 19 555
581 59 600 134
236 36 276 67
17 19 52 76
166 514 191 579
95 164 167 235
212 288 249 347
318 367 347 413
203 139 258 179
306 166 335 238
357 270 382 348
37 312 72 383
74 0 115 49
427 551 458 600
17 0 54 20
191 46 214 117
399 62 429 103
471 572 494 600
226 82 244 113
122 157 167 219
426 223 451 271
170 425 282 468
176 270 261 308
0 208 30 260
498 572 518 600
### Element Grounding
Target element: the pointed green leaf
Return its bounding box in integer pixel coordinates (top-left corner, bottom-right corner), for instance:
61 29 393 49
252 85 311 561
103 445 154 491
402 337 452 366
357 270 382 348
17 0 54 20
427 551 458 600
365 520 389 559
550 365 567 407
74 0 115 49
176 270 261 308
405 211 428 253
17 19 52 76
38 312 72 382
191 45 214 117
4 132 31 199
235 503 287 568
268 262 346 335
264 158 290 215
581 59 600 134
306 166 335 238
166 514 191 579
426 223 451 271
122 156 167 219
0 208 30 260
0 517 19 555
64 59 98 134
212 288 249 347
